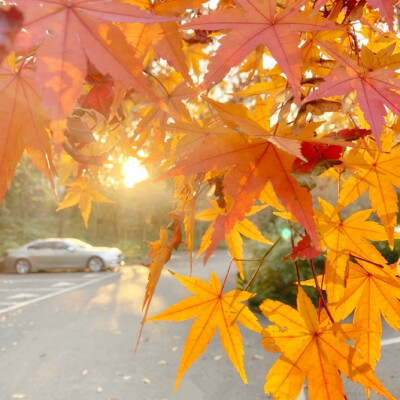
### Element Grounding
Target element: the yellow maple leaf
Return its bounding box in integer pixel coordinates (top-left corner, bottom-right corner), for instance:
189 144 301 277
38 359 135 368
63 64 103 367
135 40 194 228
261 286 395 400
147 271 262 391
57 177 112 227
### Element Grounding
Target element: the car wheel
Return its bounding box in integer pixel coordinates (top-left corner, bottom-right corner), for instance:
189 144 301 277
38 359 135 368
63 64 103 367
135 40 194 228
15 259 31 274
87 257 104 272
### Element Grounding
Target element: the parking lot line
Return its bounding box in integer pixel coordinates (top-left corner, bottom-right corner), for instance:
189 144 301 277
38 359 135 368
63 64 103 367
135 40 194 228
1 278 84 283
0 288 57 292
381 336 400 346
0 272 118 316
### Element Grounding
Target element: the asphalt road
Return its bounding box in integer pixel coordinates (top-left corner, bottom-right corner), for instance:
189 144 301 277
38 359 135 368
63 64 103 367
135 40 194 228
0 251 399 400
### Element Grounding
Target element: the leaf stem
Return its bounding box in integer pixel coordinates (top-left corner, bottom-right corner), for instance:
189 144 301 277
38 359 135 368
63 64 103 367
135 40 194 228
349 254 384 269
289 222 301 285
221 258 234 294
309 259 334 323
242 237 281 292
143 69 170 98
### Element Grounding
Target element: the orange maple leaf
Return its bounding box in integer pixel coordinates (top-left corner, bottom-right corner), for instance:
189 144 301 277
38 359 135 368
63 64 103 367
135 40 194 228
182 0 337 101
0 57 55 202
14 0 173 138
163 128 318 264
338 135 400 247
334 259 400 369
147 271 262 391
196 199 272 276
125 0 206 83
133 72 192 149
142 227 173 314
315 198 388 305
261 286 395 400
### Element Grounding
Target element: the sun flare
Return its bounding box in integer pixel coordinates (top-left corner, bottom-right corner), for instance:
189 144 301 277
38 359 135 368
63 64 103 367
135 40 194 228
122 157 148 187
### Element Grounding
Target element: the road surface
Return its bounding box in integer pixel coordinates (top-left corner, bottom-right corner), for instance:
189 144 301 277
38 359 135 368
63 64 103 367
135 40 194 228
0 251 399 399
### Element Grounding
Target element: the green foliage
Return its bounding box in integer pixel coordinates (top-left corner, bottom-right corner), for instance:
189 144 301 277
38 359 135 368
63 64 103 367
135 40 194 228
373 239 400 264
237 218 324 308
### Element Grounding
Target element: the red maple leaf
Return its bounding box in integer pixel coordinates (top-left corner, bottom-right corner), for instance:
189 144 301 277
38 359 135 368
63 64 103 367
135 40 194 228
0 6 23 63
304 41 400 148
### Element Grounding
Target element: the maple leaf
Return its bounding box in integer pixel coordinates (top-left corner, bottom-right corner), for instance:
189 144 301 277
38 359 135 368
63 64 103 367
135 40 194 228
139 212 182 330
142 227 172 311
288 233 321 261
133 72 192 150
368 0 398 28
162 127 318 264
13 0 174 138
135 227 174 352
78 62 115 116
0 6 23 63
182 0 337 102
196 199 272 276
147 271 262 391
57 176 112 227
334 259 400 368
304 42 400 148
0 57 55 202
260 286 395 400
314 0 397 29
292 141 343 175
315 198 389 305
124 0 207 83
165 99 320 255
338 134 400 247
204 97 305 159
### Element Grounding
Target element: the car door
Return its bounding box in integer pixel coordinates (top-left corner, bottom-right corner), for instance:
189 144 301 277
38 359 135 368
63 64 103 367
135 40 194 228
52 241 82 268
27 241 57 269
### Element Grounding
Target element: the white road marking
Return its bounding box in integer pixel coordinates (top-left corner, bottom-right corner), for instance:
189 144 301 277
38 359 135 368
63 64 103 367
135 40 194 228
51 282 75 287
0 288 56 292
1 278 83 283
0 273 118 315
0 302 17 306
381 336 400 346
7 293 39 300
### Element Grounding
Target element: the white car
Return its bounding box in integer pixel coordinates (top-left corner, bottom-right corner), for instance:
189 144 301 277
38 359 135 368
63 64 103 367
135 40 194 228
3 238 125 274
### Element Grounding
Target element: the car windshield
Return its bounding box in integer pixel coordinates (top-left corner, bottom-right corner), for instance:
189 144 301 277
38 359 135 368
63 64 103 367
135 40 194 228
67 239 92 249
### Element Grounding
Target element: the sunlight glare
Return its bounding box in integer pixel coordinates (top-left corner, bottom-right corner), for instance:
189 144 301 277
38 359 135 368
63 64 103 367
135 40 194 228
123 157 148 187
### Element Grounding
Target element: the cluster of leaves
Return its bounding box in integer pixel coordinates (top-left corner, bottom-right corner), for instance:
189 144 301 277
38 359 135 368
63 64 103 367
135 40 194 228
2 0 400 398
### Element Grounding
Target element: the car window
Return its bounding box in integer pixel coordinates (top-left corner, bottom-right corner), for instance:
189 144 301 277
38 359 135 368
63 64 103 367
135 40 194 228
52 242 70 250
28 242 53 250
68 239 92 249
